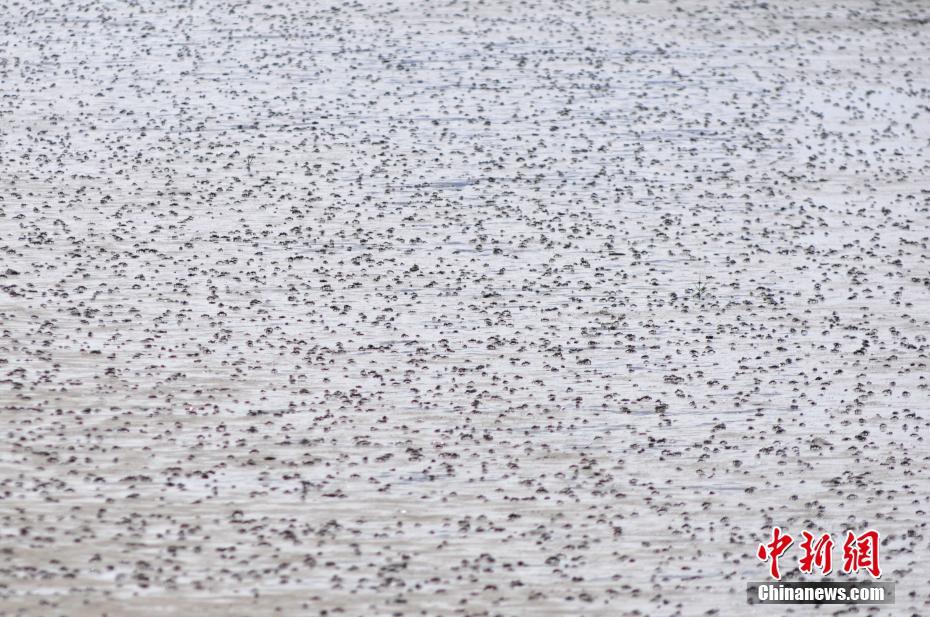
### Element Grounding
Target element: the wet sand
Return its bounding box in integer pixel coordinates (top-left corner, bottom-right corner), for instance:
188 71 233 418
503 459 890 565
2 0 930 615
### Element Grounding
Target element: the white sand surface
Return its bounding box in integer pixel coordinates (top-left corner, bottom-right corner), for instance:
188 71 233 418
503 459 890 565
1 0 929 615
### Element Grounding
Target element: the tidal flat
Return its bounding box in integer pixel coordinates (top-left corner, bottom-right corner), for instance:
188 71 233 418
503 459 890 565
1 0 929 615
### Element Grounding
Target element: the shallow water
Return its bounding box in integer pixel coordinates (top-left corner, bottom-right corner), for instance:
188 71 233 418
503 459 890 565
2 0 930 615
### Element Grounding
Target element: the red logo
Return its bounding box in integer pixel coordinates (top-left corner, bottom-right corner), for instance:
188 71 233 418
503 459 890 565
757 527 794 580
842 530 881 578
798 531 834 575
758 528 881 579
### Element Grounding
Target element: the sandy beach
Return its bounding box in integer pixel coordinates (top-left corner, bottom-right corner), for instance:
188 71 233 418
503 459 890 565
1 0 929 615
